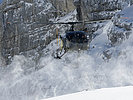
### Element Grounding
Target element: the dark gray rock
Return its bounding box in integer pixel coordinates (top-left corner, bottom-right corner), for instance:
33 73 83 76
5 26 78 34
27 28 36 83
0 0 132 64
76 0 131 21
108 5 133 45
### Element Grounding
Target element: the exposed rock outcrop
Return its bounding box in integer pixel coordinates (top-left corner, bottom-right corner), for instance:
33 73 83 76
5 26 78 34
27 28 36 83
0 0 75 64
0 0 132 64
108 5 133 45
74 0 131 21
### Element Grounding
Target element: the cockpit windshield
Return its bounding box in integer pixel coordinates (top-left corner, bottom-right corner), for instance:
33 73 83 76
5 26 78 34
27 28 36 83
66 31 88 43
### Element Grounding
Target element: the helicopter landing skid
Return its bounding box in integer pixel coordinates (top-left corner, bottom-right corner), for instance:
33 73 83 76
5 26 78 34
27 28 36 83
53 48 67 59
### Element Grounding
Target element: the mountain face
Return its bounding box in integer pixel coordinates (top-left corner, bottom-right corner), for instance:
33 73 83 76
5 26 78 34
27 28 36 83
0 1 133 100
74 0 132 21
0 0 76 64
0 0 132 64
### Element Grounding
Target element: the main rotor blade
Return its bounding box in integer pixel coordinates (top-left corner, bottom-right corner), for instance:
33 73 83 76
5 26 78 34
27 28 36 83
12 22 83 25
84 19 111 24
11 19 111 25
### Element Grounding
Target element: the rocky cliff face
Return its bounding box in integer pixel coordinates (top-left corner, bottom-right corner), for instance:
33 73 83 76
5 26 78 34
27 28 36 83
0 0 75 64
74 0 132 21
108 5 133 46
0 0 132 64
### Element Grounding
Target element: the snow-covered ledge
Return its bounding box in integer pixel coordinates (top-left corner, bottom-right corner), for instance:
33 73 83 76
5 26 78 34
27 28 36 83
42 86 133 100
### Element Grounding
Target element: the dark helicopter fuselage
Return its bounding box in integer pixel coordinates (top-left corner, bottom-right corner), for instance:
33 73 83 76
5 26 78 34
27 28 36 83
62 31 89 50
66 31 88 43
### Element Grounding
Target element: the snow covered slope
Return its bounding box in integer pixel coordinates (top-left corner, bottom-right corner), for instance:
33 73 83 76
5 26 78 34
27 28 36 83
42 86 133 100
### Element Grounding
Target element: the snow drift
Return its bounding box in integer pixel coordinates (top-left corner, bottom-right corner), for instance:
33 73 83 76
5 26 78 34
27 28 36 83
43 86 133 100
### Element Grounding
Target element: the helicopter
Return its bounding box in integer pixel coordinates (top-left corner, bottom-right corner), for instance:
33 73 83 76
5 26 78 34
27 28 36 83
53 22 89 59
9 19 110 59
42 20 111 59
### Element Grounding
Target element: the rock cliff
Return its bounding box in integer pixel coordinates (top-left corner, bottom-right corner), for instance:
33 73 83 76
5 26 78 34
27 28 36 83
0 0 132 64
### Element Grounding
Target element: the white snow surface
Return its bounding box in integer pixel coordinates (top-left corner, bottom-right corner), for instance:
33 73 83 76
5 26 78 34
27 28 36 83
43 86 133 100
119 5 133 18
117 5 133 22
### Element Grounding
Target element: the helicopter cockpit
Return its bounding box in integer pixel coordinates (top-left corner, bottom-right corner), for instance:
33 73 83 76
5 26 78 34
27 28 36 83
66 31 89 43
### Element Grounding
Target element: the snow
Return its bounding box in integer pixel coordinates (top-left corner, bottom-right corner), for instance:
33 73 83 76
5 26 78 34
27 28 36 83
42 86 133 100
25 3 33 8
38 3 53 15
117 5 133 22
119 5 133 18
0 0 2 4
90 21 113 54
36 0 45 7
1 2 133 100
1 29 133 100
